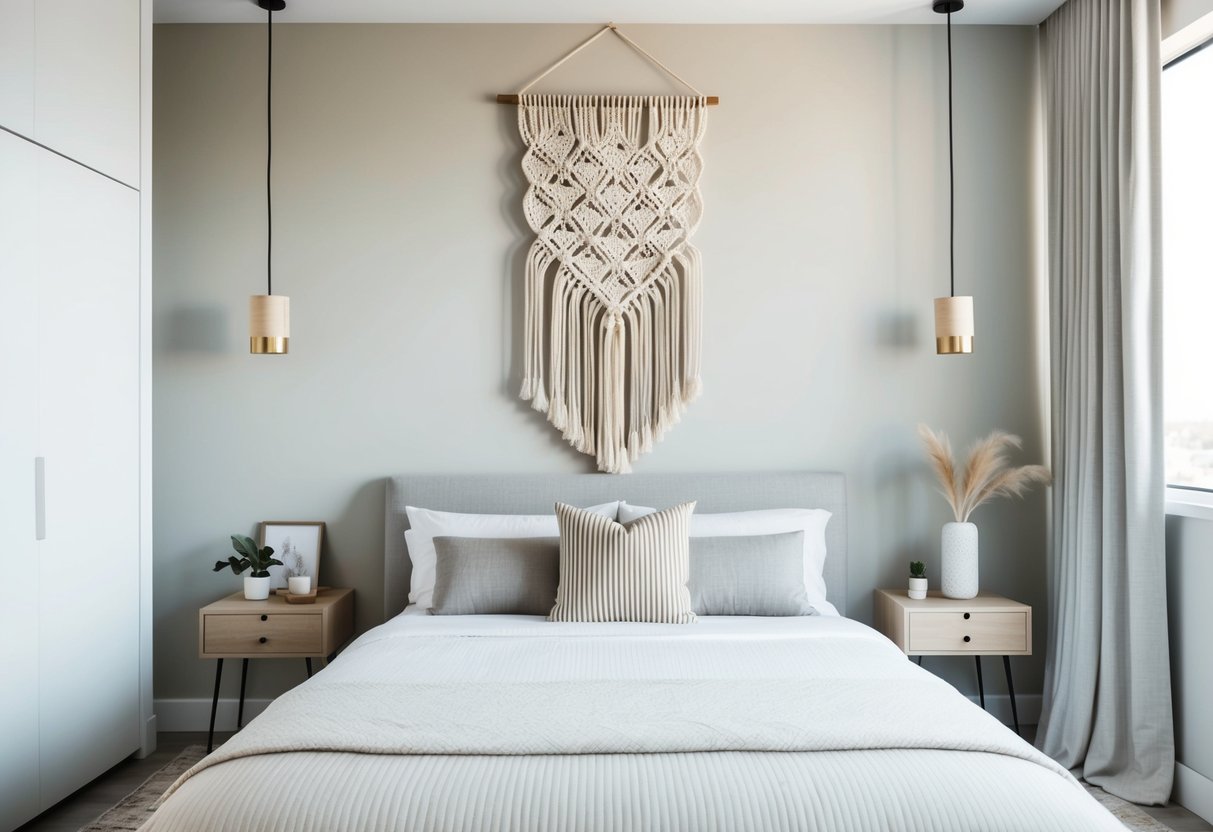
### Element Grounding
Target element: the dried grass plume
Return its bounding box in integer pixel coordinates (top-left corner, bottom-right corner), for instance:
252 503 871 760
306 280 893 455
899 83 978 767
918 424 1052 523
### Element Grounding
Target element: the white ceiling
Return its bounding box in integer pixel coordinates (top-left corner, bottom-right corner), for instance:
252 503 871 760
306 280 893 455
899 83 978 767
154 0 1065 26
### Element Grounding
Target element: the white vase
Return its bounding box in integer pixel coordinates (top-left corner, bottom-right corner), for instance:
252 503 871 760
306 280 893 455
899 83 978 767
244 575 271 601
288 575 312 595
941 521 979 599
907 576 928 601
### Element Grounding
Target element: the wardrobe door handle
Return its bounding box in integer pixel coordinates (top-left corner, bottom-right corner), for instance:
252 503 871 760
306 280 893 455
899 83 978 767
963 612 971 620
963 635 971 643
34 457 46 540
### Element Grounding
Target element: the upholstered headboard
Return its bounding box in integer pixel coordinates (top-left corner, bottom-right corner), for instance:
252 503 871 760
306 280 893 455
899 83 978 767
384 472 848 619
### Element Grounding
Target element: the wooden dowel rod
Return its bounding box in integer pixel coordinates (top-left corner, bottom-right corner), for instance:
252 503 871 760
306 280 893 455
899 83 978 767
496 94 719 106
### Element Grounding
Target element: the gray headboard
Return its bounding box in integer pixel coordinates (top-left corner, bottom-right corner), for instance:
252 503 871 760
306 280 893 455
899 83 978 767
384 472 847 618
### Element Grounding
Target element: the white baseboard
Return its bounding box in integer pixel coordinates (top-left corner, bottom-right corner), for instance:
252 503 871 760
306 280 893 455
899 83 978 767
1174 762 1213 824
137 714 158 758
963 694 1042 729
155 698 275 732
155 694 1041 734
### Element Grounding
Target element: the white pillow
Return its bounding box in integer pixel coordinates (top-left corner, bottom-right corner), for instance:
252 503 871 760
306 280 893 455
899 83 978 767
405 502 620 609
618 503 836 616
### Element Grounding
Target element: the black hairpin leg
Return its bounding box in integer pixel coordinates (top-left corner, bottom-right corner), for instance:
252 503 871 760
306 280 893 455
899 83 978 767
207 658 223 754
975 656 985 709
305 657 313 678
1003 655 1020 735
237 658 249 730
915 655 923 666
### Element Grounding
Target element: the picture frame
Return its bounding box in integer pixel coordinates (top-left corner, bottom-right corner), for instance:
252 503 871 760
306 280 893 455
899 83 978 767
259 521 325 590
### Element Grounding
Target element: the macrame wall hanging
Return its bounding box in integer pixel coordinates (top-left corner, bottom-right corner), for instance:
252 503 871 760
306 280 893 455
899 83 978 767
499 25 717 474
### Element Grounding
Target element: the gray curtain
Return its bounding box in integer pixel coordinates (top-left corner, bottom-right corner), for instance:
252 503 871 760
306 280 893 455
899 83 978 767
1036 0 1174 805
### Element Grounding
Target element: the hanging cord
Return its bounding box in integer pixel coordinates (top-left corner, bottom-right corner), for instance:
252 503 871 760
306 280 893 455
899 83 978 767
266 5 274 296
517 23 704 97
946 9 955 298
610 27 704 96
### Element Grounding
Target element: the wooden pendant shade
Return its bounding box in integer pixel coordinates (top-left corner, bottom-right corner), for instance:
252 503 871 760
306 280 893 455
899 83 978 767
934 295 974 355
249 294 289 354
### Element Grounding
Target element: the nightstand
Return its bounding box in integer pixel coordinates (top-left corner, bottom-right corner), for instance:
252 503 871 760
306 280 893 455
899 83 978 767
874 589 1031 734
199 588 354 752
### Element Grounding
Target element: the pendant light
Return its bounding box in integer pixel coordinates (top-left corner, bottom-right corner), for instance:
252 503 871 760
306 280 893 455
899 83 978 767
249 0 289 354
932 0 974 356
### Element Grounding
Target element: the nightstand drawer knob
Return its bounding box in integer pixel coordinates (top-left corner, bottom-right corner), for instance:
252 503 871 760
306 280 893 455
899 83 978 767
261 614 268 622
963 635 971 643
259 636 268 644
963 613 971 620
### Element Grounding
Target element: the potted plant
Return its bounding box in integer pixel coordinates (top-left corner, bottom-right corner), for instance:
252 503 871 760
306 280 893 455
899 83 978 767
908 561 928 600
214 535 282 600
918 425 1051 599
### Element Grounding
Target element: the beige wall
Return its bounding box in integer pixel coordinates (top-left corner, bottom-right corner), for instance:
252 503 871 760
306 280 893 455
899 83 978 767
153 23 1045 713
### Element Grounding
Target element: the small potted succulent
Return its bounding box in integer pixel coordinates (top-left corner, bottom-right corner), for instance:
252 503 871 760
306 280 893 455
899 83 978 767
908 560 928 600
214 535 282 600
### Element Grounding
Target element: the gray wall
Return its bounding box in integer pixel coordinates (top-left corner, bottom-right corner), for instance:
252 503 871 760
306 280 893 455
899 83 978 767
1167 515 1213 784
153 23 1046 707
1163 0 1213 37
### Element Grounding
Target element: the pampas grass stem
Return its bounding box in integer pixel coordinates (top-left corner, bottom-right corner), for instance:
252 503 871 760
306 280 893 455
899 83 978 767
918 424 1052 522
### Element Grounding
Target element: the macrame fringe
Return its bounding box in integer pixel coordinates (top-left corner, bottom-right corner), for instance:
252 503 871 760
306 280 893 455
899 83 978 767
519 258 703 474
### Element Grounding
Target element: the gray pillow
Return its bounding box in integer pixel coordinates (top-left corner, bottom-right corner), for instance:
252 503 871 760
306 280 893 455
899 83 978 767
689 531 816 616
431 531 815 617
430 536 560 615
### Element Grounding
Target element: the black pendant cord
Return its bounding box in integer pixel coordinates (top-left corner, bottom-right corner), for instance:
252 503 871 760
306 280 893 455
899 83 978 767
266 6 273 297
946 9 955 299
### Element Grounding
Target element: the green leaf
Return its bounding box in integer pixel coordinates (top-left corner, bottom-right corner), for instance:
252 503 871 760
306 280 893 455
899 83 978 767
213 560 229 572
266 558 283 568
228 556 249 575
234 535 260 559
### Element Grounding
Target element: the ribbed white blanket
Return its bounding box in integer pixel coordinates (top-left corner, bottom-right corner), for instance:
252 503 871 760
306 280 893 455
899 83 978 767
146 614 1123 831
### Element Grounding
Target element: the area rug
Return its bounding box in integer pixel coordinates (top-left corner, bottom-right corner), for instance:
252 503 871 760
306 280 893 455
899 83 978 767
79 745 205 831
1084 782 1174 832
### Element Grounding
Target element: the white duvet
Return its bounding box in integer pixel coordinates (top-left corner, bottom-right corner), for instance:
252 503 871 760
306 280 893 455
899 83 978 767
146 612 1124 831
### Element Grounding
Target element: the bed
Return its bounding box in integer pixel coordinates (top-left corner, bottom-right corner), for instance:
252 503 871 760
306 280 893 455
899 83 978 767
144 473 1123 831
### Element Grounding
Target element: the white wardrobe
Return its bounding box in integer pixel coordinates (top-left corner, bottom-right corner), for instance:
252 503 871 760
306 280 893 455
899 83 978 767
0 2 151 830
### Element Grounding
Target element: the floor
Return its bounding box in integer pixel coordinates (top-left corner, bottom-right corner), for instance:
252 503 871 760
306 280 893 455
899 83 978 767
1147 804 1213 832
17 733 229 832
16 730 1212 832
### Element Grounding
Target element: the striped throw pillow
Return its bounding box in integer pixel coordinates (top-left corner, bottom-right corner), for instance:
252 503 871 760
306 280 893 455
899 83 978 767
549 501 697 623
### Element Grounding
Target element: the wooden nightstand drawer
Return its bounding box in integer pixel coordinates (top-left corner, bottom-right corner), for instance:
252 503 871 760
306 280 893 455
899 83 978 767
908 611 1027 653
873 589 1031 656
203 613 323 655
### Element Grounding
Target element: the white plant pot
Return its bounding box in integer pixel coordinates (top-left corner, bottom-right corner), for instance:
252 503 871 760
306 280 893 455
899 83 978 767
907 576 928 601
288 575 312 595
244 575 271 601
941 521 979 599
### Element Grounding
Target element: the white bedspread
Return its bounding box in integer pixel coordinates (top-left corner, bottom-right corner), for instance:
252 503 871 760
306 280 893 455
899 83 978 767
146 613 1124 831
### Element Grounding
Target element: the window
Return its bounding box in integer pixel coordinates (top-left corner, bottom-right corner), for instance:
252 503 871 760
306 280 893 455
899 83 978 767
1163 39 1213 493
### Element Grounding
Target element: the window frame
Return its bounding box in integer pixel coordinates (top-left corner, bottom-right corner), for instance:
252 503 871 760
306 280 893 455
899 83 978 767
1162 27 1213 516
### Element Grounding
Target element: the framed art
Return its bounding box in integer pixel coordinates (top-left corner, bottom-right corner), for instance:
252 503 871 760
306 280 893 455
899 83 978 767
259 521 325 590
